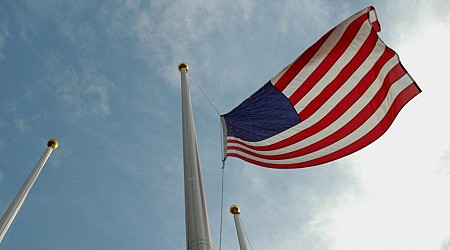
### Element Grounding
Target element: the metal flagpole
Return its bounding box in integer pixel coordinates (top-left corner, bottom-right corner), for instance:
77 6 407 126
0 139 59 244
179 63 213 250
230 205 248 250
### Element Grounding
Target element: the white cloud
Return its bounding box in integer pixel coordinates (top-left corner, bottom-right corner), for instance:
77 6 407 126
326 158 450 249
54 66 112 122
439 151 450 175
0 16 9 61
278 0 331 34
442 237 450 250
13 118 30 131
37 51 113 122
4 101 31 131
99 0 261 87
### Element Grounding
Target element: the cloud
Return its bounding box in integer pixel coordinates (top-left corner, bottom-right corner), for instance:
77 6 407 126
98 0 261 86
48 63 113 122
442 237 450 250
439 151 450 175
277 0 332 34
4 101 30 131
13 118 30 131
0 15 9 61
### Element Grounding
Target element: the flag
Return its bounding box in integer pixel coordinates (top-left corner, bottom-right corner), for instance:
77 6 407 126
220 6 421 169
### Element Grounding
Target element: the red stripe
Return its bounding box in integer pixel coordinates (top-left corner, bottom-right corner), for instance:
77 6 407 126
227 47 395 152
273 29 334 91
228 60 406 160
288 14 369 105
299 29 379 120
228 83 421 169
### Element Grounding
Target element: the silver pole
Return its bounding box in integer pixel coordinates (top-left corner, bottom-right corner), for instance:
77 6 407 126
179 63 213 250
230 205 248 250
0 139 58 244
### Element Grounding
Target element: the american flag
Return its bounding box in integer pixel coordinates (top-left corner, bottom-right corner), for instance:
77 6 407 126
221 6 421 169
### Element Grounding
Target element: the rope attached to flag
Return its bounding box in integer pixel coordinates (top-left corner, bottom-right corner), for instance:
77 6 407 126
191 74 221 116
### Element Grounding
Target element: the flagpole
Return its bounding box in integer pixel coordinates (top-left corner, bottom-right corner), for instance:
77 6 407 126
230 205 248 250
0 139 58 244
179 63 213 250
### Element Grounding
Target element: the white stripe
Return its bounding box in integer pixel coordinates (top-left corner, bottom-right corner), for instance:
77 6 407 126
279 9 368 97
228 42 391 156
293 20 373 112
228 73 414 164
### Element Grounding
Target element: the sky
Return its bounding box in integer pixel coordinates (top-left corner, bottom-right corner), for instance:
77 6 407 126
0 0 449 249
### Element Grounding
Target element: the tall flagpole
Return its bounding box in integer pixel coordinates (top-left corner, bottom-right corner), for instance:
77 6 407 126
230 205 248 250
179 63 213 250
0 139 58 244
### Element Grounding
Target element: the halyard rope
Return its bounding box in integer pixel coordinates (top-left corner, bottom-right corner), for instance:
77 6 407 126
190 74 221 116
219 160 226 250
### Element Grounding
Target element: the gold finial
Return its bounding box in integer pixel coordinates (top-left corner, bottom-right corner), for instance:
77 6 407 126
178 62 189 73
47 139 58 150
230 205 240 214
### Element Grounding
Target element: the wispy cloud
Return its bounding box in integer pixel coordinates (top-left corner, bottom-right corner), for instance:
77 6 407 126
439 151 450 175
0 15 9 61
442 237 450 250
277 1 331 34
46 61 113 122
5 101 30 131
10 1 113 123
98 0 262 86
13 118 30 131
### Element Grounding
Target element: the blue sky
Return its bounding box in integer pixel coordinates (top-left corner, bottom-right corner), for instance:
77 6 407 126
1 0 449 249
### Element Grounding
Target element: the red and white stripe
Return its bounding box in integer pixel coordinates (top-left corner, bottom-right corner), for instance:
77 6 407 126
225 6 420 168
